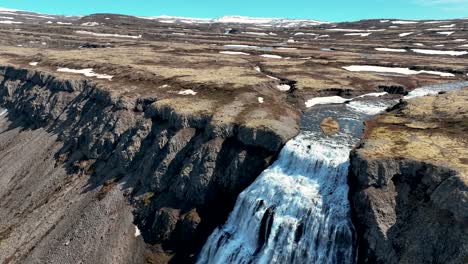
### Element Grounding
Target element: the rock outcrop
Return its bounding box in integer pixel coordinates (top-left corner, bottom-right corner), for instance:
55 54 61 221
349 89 468 264
0 66 298 263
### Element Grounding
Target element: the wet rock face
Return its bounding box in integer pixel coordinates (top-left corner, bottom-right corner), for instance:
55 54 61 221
0 66 290 262
349 90 468 264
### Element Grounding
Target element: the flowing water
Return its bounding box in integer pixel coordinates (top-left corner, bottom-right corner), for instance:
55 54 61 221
197 81 468 264
197 98 396 264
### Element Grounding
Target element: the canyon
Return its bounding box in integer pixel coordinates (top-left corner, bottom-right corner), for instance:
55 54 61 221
0 7 467 264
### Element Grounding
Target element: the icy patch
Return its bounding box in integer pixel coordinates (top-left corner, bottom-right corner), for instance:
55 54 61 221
276 84 291 91
411 49 467 56
135 226 141 237
392 20 418 24
345 32 372 37
343 65 454 77
260 54 282 59
75 31 142 39
29 62 38 66
57 68 113 80
375 48 406 52
178 89 197 95
399 32 414 37
0 109 7 117
219 51 250 55
437 31 454 36
81 22 99 26
258 97 264 103
0 20 22 24
305 96 349 108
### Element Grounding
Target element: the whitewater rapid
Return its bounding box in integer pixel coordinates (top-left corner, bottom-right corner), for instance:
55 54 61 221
197 81 468 264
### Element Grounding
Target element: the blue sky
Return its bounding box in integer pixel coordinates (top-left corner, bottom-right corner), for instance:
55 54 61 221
1 0 467 22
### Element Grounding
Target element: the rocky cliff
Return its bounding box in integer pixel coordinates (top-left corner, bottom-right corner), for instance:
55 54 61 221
349 89 468 264
0 66 298 263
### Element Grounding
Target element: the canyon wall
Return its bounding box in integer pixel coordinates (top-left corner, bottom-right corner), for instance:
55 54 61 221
0 66 297 263
349 90 468 264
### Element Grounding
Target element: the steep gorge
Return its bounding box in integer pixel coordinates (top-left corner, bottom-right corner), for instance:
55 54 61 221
0 66 295 263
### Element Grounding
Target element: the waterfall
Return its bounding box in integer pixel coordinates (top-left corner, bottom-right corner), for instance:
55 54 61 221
197 81 468 264
197 129 359 264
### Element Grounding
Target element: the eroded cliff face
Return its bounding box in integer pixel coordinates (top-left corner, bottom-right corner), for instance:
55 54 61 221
349 89 468 264
0 66 298 263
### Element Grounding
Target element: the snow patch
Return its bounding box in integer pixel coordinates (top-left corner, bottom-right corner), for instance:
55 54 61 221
135 226 141 237
345 32 372 37
437 31 454 36
57 68 113 80
411 49 467 56
343 65 454 77
75 31 142 39
219 51 250 55
258 97 264 103
0 20 22 24
178 89 197 95
439 24 455 28
29 62 38 66
276 84 291 91
392 20 418 24
0 109 7 117
399 32 414 37
260 54 282 59
375 48 407 53
305 96 349 108
81 22 100 26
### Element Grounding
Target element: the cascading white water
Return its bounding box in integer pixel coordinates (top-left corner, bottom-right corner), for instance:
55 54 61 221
197 81 468 264
197 131 357 264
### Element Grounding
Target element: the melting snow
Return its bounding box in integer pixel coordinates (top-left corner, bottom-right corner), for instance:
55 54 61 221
29 62 38 66
245 32 269 36
57 68 113 80
219 51 250 55
343 65 454 77
178 89 197 95
258 97 264 103
399 32 414 37
260 54 282 59
411 49 467 56
439 24 456 28
276 84 291 91
81 22 99 26
345 32 372 37
305 96 349 108
276 47 297 50
135 226 141 237
75 31 142 39
392 20 418 24
375 48 407 52
437 31 454 36
0 20 22 24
